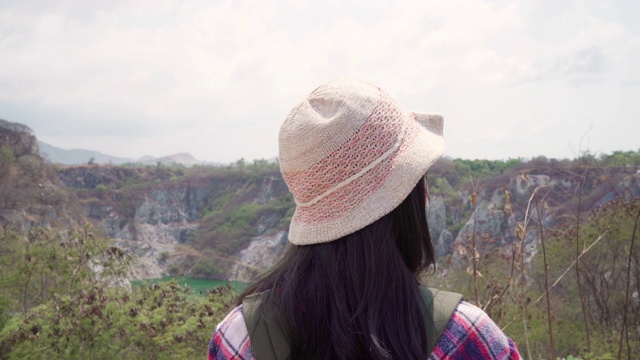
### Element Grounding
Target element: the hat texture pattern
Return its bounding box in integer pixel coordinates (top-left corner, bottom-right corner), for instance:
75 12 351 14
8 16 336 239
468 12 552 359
279 79 443 245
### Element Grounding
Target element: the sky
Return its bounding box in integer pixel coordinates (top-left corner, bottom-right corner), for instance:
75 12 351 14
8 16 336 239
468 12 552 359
0 0 638 164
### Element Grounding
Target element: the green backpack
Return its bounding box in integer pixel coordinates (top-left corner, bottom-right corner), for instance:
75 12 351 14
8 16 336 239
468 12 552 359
242 286 462 359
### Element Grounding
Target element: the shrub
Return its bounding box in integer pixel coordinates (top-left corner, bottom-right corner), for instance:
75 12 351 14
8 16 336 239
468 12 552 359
0 281 236 359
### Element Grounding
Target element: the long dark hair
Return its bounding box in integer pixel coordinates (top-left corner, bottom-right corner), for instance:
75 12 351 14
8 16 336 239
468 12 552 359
237 177 435 359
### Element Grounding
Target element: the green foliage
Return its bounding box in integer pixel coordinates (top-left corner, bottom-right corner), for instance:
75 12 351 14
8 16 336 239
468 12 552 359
429 177 467 235
198 201 260 253
451 158 522 182
117 197 138 220
277 206 295 228
0 224 235 358
556 356 576 360
430 177 458 202
252 158 270 168
0 225 131 315
428 150 638 192
168 265 180 276
190 258 223 278
0 144 15 165
0 281 236 359
0 297 10 332
195 183 293 255
598 150 640 168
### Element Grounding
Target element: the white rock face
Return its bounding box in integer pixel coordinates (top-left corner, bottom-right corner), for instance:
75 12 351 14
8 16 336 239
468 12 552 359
117 222 199 280
92 189 207 280
427 195 447 240
428 195 451 257
229 230 288 282
90 262 132 292
83 175 292 281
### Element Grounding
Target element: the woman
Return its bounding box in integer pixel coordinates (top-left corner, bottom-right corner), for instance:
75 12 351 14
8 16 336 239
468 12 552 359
209 79 521 359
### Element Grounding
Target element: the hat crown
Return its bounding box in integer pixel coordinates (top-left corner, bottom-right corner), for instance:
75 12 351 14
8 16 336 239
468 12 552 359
279 79 386 172
279 79 408 208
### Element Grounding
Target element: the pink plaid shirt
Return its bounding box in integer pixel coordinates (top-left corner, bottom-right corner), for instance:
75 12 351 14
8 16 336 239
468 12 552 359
209 301 521 359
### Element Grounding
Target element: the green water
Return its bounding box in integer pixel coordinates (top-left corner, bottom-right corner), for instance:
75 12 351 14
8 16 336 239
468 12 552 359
131 276 247 294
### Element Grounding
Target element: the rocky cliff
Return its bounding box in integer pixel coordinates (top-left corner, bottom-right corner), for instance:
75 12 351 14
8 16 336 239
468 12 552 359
58 165 293 280
428 165 640 271
0 119 81 231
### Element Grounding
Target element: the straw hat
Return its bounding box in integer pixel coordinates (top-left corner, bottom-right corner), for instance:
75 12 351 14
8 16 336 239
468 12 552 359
279 79 444 245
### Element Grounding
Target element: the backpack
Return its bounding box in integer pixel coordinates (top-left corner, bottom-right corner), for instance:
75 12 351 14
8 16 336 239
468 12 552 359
242 286 462 359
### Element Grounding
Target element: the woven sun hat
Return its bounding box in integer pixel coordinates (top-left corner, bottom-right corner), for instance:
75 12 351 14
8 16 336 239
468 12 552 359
279 78 444 245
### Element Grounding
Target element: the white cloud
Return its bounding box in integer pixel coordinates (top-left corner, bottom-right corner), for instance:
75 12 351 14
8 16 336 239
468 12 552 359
0 0 638 162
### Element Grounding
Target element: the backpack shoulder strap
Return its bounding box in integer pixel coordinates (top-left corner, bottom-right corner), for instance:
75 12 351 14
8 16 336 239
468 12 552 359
419 286 463 355
242 291 290 360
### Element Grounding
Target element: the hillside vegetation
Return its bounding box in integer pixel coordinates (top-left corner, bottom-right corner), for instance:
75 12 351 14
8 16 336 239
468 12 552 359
1 121 639 358
0 122 237 358
54 153 640 358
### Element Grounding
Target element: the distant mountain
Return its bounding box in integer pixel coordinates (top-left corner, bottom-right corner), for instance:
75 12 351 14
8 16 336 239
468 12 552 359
38 141 208 167
147 153 201 166
38 141 135 165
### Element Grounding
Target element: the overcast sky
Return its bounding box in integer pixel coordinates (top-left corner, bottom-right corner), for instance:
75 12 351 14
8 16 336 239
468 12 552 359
1 0 638 163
